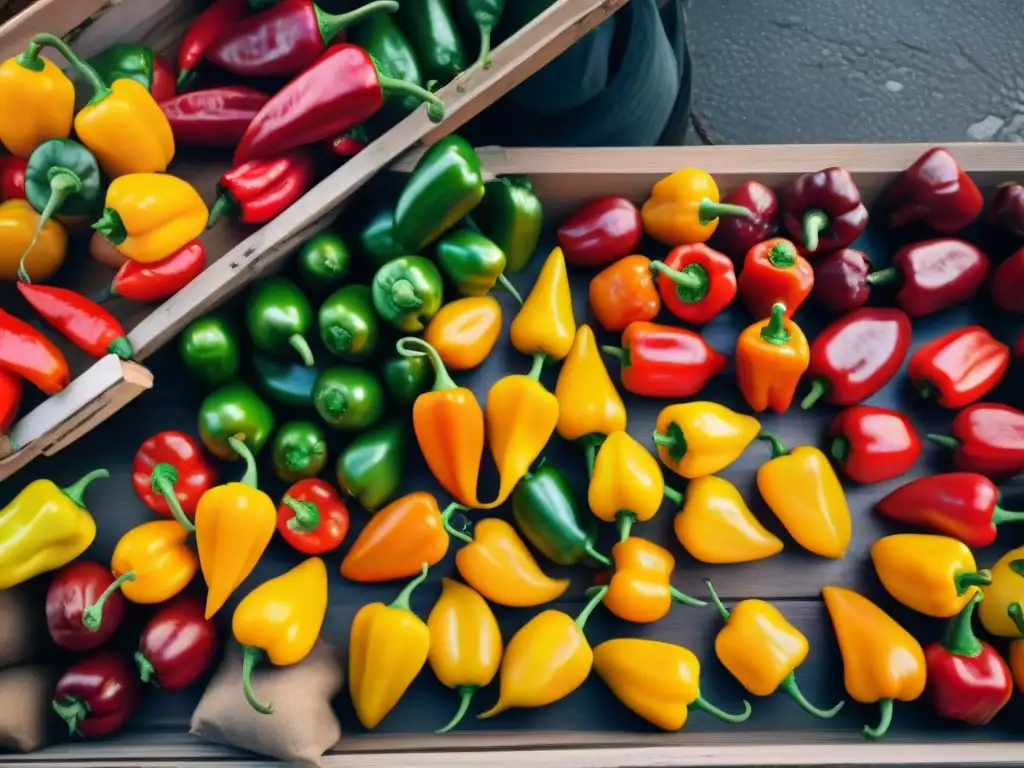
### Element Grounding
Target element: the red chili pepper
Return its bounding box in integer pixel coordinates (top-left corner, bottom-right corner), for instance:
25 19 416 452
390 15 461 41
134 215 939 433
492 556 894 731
325 124 368 158
176 0 249 89
875 472 1024 548
16 282 132 360
557 197 643 268
94 241 206 305
0 155 27 201
52 652 140 738
908 326 1009 409
810 248 877 313
207 149 316 228
149 54 176 102
988 182 1024 240
276 478 351 555
132 431 216 530
782 167 868 255
649 244 736 324
46 562 127 652
0 366 22 438
926 403 1024 479
159 86 271 146
709 180 779 262
736 237 813 319
878 147 984 234
601 320 728 398
135 595 219 691
801 307 911 410
0 307 69 395
990 245 1024 313
827 405 921 484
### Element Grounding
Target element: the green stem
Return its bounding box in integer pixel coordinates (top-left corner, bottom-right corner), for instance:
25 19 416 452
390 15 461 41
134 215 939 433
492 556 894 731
1007 602 1024 636
27 33 111 105
475 23 493 69
390 562 429 611
767 241 796 269
802 209 829 252
241 646 274 715
527 353 545 380
756 431 789 458
176 68 195 90
801 378 830 410
942 591 984 657
828 436 849 464
135 651 157 685
316 0 399 44
865 267 898 286
150 463 195 532
496 273 522 303
863 698 893 740
917 381 937 401
92 207 127 244
441 505 474 545
670 586 707 607
90 283 115 304
692 692 752 723
582 435 599 478
697 198 757 226
993 504 1024 527
953 569 992 595
206 193 237 229
325 325 353 352
584 545 612 567
283 496 320 532
759 303 790 345
615 510 637 542
289 334 315 367
228 435 258 487
649 261 709 304
600 345 628 364
390 278 422 309
18 171 80 282
574 585 608 631
777 673 845 719
81 571 135 631
926 433 960 450
378 71 445 122
62 468 109 507
704 579 731 622
52 696 89 736
663 485 683 505
436 685 476 733
397 337 457 391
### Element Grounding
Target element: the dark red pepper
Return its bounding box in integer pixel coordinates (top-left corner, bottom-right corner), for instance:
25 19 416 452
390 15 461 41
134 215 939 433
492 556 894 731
736 237 814 319
709 180 779 262
16 282 133 360
782 167 868 255
207 149 316 228
159 86 271 147
93 241 206 305
149 54 176 102
556 197 643 268
926 402 1024 479
135 595 219 691
878 147 984 234
0 366 22 439
132 431 216 531
325 124 369 159
46 562 127 652
800 307 912 410
52 652 140 738
827 405 921 484
810 248 877 313
908 326 1009 409
650 244 737 324
987 182 1024 240
176 0 250 89
990 245 1024 313
0 155 27 201
276 478 351 555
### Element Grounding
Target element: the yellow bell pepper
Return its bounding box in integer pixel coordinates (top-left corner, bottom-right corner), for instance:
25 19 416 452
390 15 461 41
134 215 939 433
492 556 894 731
194 437 277 619
640 167 756 246
349 563 432 729
823 585 926 739
232 557 328 714
736 303 810 413
0 35 74 157
675 476 783 564
588 430 666 541
652 401 760 479
427 578 503 733
424 296 502 371
509 246 576 362
979 546 1024 637
0 469 106 590
93 173 208 264
0 199 67 282
593 638 751 731
599 536 705 623
756 433 851 558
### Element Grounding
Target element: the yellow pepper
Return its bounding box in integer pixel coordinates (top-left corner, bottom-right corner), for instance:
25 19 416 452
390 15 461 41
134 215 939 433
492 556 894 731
640 167 756 246
652 402 760 479
588 430 667 541
424 296 503 371
194 437 278 619
706 581 844 719
0 469 106 590
350 563 432 729
822 585 926 740
93 173 208 264
599 536 705 623
593 638 751 730
233 557 328 714
675 476 783 564
756 433 851 559
871 534 990 619
509 246 576 362
427 578 503 733
0 199 67 282
979 546 1024 637
0 36 74 157
735 303 810 413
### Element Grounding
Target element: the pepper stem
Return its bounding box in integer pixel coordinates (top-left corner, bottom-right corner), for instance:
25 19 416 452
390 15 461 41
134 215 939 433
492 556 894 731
649 261 710 303
150 463 195 532
316 0 399 45
865 267 898 286
802 210 829 252
600 345 628 364
697 198 757 226
441 504 474 545
942 590 984 657
527 353 545 381
581 435 599 478
474 22 494 69
397 337 458 391
1007 602 1024 636
81 571 135 631
767 241 797 269
925 433 960 450
759 303 790 346
135 650 158 685
670 586 707 607
653 421 687 463
390 562 429 611
390 278 422 309
756 431 789 458
206 193 238 229
228 435 258 487
92 207 128 245
801 378 830 410
953 569 992 595
828 436 849 464
575 585 608 631
241 645 274 715
777 672 845 718
663 485 684 505
496 273 523 303
284 496 321 532
436 685 476 733
377 70 445 123
52 696 89 736
90 283 115 304
17 171 81 281
27 33 112 105
287 334 314 367
692 691 752 723
584 545 612 567
703 579 731 622
177 68 195 90
863 698 893 740
62 468 109 507
325 325 353 352
615 510 637 542
992 504 1024 527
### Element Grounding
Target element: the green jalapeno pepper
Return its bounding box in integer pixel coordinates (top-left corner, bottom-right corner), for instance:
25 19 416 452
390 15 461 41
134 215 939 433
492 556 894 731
335 419 407 511
470 175 542 273
380 352 432 406
179 315 241 390
198 381 275 460
371 255 444 331
313 366 385 431
271 420 329 483
395 0 467 83
318 284 380 361
350 15 425 116
434 228 521 301
296 231 351 296
245 276 316 366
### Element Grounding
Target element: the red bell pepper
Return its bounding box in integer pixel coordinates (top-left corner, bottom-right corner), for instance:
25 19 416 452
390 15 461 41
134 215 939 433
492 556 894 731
326 124 368 158
878 147 984 234
782 166 868 254
93 240 206 305
136 595 219 691
927 402 1024 479
810 248 878 313
159 86 271 146
557 197 643 268
909 326 1009 409
990 245 1024 313
709 180 779 262
234 43 442 164
0 155 26 201
0 366 22 439
46 562 127 652
649 244 736 324
132 431 217 530
801 307 912 410
52 652 140 738
207 149 316 228
988 182 1024 240
0 307 70 395
736 237 813 319
827 405 921 484
602 321 728 398
276 478 351 554
176 0 249 89
16 281 132 360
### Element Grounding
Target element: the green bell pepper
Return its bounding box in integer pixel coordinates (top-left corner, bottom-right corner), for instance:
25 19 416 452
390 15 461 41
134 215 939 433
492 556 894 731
245 277 316 366
350 14 425 116
371 255 444 331
358 207 405 268
453 0 505 68
393 134 485 251
470 175 543 273
271 420 328 483
318 285 380 362
434 228 521 301
312 366 385 431
296 232 350 296
395 0 467 83
251 352 318 410
198 381 275 460
335 419 406 511
87 42 160 92
380 353 431 406
179 316 240 389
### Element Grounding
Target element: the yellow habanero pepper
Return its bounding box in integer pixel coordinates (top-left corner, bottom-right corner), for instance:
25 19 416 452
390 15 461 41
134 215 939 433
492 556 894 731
593 638 751 731
598 536 705 623
675 476 783 564
93 173 208 264
509 246 576 362
424 296 502 371
588 430 667 541
652 401 760 479
0 35 74 157
195 437 278 619
736 303 810 413
756 432 851 559
350 563 432 729
979 546 1024 637
823 585 926 740
871 533 991 619
0 199 67 282
427 579 502 733
641 168 756 246
0 469 106 590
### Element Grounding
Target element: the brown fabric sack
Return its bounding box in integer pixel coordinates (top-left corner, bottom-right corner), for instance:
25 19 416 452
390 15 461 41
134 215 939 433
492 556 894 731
0 665 56 753
190 640 343 767
0 583 46 669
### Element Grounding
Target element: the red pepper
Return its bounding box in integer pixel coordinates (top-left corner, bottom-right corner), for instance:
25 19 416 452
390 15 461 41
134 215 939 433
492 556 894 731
46 562 127 652
926 403 1024 479
276 478 350 555
987 182 1024 240
132 431 217 530
325 124 368 158
0 366 22 438
149 54 176 102
159 86 271 146
877 147 984 234
94 241 206 305
176 0 250 89
16 282 132 360
135 595 219 691
556 197 643 268
709 180 779 262
801 308 912 410
908 326 1009 409
990 245 1024 313
827 406 921 484
782 167 868 255
207 149 316 228
736 237 813 319
0 307 69 395
234 43 442 164
649 244 736 324
0 155 27 201
52 652 140 738
875 472 1024 548
810 248 877 313
601 320 727 398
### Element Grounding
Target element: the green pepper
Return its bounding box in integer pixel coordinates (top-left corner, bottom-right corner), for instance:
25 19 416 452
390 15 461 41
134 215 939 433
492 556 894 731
271 420 328 483
350 15 425 116
179 316 241 389
393 134 484 251
251 352 318 410
470 176 542 273
313 366 385 431
245 276 316 366
434 228 521 301
335 419 406 511
380 353 431 406
395 0 467 84
296 232 350 296
358 207 405 270
371 255 444 331
198 381 275 460
87 42 160 92
318 285 380 362
453 0 505 68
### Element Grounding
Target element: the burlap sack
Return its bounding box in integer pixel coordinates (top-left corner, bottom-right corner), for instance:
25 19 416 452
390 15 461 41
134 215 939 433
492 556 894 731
0 665 56 753
190 640 343 767
0 584 46 669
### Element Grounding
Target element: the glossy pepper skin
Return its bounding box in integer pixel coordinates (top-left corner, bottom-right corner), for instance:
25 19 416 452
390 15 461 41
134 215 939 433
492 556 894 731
909 326 1009 409
877 146 983 233
588 254 661 332
588 430 665 541
928 403 1024 478
16 281 133 360
319 285 380 362
95 240 206 304
251 353 317 410
198 381 275 460
642 168 756 246
651 244 737 324
558 196 642 267
510 246 576 361
132 431 215 529
46 562 126 652
709 180 780 262
0 156 27 201
782 166 868 254
23 138 102 239
0 199 67 282
332 424 400 513
0 42 74 157
434 228 521 300
737 238 813 319
989 183 1024 240
176 0 249 88
246 276 316 366
979 547 1024 638
811 248 876 313
88 42 175 101
471 176 542 273
52 652 140 738
735 303 809 414
396 0 467 82
0 306 70 395
312 366 385 432
348 14 425 117
136 595 219 691
676 476 783 564
0 367 21 443
372 256 445 332
159 86 270 146
871 239 990 317
359 207 403 266
271 420 327 483
277 478 349 554
598 537 706 623
828 406 921 484
424 296 502 371
991 246 1024 313
455 0 505 68
207 149 316 227
296 231 350 295
179 315 240 390
653 401 760 480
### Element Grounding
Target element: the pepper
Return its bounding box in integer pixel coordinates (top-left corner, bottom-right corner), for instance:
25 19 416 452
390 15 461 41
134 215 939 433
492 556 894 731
927 403 1024 478
735 303 810 414
0 367 21 444
822 585 926 739
510 246 576 361
16 280 133 360
382 352 432 407
246 276 316 366
652 401 760 480
198 381 275 459
736 238 813 319
588 254 661 332
595 537 706 623
756 433 851 559
782 166 868 254
877 146 983 233
872 239 991 316
800 307 912 410
991 246 1024 313
358 207 404 267
132 430 216 529
136 595 219 691
675 476 783 564
810 248 877 313
0 156 27 201
159 86 271 146
435 228 521 300
424 296 502 371
88 42 176 101
396 0 468 82
349 563 432 728
0 469 105 590
372 255 445 332
93 240 206 304
454 0 505 68
650 244 737 324
641 168 756 246
270 420 327 482
276 478 349 554
709 180 780 262
207 149 316 228
52 652 140 738
22 139 101 255
0 198 67 282
252 353 318 410
179 315 241 390
0 307 69 395
1012 637 1024 696
908 326 1009 409
988 182 1024 240
312 366 385 431
588 430 665 541
319 285 380 361
195 436 279 618
233 557 328 714
603 321 727 399
326 124 368 159
335 419 406 511
979 547 1024 637
557 196 643 268
706 581 843 719
177 0 250 89
349 15 425 117
0 41 74 158
471 176 542 273
46 562 126 652
827 406 920 484
296 231 350 296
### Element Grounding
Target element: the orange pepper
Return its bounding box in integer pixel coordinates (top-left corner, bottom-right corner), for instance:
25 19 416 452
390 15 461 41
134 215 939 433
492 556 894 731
596 536 705 623
423 296 503 371
735 302 809 413
588 255 661 332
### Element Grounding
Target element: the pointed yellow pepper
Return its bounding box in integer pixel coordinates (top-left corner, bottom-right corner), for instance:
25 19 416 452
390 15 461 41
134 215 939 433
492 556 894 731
510 246 576 362
589 430 667 541
0 36 74 157
675 476 783 563
652 401 760 479
979 546 1024 637
0 199 67 282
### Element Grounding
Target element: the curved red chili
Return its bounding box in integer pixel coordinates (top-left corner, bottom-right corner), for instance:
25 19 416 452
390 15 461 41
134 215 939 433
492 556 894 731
0 307 69 395
17 282 132 360
96 240 206 304
176 0 249 89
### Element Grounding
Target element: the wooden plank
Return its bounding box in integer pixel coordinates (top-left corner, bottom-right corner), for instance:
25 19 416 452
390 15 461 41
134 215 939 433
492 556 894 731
0 0 118 60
